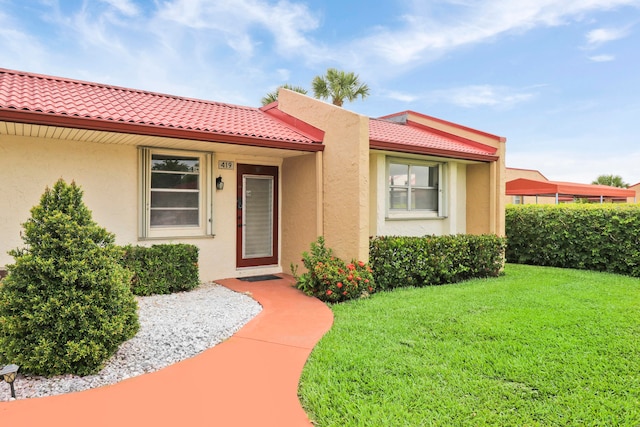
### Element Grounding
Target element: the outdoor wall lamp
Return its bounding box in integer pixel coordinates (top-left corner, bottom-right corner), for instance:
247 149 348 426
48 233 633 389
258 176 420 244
216 176 224 190
0 364 19 399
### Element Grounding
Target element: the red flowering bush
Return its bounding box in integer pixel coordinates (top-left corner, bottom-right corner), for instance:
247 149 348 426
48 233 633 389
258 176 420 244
292 237 376 303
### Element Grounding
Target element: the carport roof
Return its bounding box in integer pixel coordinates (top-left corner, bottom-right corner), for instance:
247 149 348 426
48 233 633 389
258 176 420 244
506 178 635 199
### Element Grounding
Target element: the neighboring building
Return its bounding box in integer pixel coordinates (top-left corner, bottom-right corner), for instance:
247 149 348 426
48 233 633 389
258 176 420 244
506 167 636 204
0 68 506 281
506 179 635 204
628 182 640 203
505 168 557 205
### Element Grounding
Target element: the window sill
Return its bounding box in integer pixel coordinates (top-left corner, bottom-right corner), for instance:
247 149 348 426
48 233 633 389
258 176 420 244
139 234 216 241
385 213 446 221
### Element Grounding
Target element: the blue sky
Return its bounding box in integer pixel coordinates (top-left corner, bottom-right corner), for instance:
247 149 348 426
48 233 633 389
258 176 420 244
2 0 639 184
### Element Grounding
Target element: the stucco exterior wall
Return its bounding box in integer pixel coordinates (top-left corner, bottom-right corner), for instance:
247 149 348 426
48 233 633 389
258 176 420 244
467 157 506 236
0 135 138 269
466 163 491 234
278 89 370 262
281 153 319 274
627 182 639 203
0 134 286 281
369 152 467 237
493 150 506 236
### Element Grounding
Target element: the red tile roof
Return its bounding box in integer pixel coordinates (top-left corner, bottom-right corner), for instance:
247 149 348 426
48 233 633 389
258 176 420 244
369 118 498 161
381 110 505 142
0 68 323 150
0 68 500 161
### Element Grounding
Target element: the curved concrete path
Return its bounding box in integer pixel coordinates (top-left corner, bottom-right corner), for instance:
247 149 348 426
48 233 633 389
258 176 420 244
0 275 334 426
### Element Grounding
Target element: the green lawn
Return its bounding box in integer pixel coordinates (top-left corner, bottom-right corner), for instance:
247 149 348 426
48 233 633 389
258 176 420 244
299 264 640 426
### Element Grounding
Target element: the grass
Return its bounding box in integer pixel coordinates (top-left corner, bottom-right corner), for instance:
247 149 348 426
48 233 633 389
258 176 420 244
299 264 640 426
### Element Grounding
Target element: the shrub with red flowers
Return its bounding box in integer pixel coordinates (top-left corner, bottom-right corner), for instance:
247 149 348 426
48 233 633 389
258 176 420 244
292 237 376 303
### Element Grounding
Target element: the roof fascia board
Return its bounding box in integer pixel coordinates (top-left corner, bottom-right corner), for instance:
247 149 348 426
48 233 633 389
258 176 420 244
405 119 498 155
369 139 498 162
260 103 325 142
0 109 324 152
380 110 506 143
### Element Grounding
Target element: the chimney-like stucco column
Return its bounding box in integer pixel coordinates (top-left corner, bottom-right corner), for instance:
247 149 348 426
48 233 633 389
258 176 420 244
278 89 370 262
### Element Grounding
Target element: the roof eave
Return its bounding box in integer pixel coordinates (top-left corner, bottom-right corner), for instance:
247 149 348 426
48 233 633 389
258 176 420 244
405 120 500 154
370 139 498 162
260 103 325 142
0 108 324 152
380 110 506 143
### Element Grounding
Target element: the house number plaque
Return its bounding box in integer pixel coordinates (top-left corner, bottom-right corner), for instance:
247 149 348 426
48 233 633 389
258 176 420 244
218 160 234 170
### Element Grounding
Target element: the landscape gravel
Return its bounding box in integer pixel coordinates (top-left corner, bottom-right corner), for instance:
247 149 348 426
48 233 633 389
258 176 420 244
0 282 262 402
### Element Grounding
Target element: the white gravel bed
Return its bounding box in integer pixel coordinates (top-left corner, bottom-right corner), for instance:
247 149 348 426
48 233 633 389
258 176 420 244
0 282 262 401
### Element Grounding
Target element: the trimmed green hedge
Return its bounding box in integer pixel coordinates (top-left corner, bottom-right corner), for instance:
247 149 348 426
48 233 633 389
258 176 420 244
506 204 640 277
120 244 200 296
369 234 506 290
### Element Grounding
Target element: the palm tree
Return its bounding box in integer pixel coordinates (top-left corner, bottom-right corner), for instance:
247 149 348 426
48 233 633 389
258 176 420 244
592 174 629 188
311 68 370 107
261 84 308 106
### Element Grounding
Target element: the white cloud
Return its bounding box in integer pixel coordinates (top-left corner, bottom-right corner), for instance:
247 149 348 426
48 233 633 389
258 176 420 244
431 85 536 109
585 27 630 47
345 0 640 70
99 0 139 17
155 0 322 58
276 68 291 81
588 54 615 61
385 90 419 102
0 10 50 71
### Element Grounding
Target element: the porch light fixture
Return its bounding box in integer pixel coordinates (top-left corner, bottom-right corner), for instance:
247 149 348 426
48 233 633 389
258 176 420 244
0 364 19 399
216 175 224 190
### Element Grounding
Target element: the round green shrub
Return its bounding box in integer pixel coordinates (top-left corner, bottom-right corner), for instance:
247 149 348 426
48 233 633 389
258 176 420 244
0 179 139 377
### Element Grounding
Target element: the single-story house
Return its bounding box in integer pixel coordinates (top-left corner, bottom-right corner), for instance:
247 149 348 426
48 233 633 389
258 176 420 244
0 68 506 281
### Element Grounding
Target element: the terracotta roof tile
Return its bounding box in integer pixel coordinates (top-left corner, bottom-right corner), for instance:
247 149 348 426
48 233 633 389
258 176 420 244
0 68 319 145
1 68 500 161
369 118 497 160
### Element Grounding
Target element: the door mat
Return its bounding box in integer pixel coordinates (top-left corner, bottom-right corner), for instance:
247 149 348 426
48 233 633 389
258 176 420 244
238 274 281 282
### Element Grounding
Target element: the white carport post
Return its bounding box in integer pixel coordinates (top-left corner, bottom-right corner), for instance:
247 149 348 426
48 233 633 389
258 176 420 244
555 193 559 204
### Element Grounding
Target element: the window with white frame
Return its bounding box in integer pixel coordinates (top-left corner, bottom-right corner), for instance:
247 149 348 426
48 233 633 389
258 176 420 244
139 148 213 238
387 159 443 217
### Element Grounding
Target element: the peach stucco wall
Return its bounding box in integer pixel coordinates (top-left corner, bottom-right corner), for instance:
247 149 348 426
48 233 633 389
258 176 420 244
0 134 285 281
0 135 138 271
466 163 491 234
278 89 370 262
627 183 639 203
281 153 320 274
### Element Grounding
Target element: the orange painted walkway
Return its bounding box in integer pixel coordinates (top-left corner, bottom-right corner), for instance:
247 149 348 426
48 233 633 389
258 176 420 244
0 275 334 426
